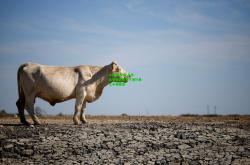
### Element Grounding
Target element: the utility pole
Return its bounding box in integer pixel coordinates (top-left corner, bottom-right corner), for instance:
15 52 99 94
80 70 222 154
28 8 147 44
214 105 217 115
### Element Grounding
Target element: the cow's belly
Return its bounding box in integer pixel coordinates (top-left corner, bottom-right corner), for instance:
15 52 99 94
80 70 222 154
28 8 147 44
36 76 77 103
38 86 75 101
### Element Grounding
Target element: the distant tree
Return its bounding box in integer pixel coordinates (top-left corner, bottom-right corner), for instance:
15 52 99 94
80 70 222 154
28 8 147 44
180 114 199 117
0 109 11 117
0 109 13 117
35 106 47 116
57 112 64 116
121 113 128 117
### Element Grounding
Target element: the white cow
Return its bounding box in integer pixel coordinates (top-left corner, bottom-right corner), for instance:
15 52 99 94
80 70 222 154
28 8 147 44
16 61 128 125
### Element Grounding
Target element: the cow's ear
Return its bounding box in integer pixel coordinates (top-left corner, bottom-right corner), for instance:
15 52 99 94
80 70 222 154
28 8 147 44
111 61 117 65
111 61 118 72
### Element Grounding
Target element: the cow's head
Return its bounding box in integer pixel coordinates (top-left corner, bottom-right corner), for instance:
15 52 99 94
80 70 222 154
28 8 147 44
109 61 129 83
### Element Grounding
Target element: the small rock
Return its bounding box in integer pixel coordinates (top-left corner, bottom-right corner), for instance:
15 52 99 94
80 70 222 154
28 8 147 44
178 144 191 150
238 146 245 152
4 144 14 149
106 142 114 149
22 149 34 156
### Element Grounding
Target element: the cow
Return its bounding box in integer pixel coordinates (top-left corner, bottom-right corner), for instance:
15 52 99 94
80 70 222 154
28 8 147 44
16 61 128 125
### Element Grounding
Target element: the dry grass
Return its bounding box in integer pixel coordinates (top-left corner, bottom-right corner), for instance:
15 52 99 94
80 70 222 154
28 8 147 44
1 115 250 124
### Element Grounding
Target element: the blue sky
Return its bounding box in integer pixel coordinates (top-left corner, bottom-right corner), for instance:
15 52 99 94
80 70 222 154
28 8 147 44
0 0 250 115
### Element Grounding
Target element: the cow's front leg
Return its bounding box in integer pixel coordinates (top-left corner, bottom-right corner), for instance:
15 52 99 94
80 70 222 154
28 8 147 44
80 102 87 124
73 104 81 125
74 88 86 125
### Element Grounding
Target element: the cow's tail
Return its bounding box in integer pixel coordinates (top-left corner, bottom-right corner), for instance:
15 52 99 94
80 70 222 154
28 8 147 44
17 64 26 99
16 64 27 124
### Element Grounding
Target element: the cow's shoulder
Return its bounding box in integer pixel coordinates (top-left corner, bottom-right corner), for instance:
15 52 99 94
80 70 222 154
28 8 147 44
74 65 93 82
88 65 103 75
75 65 102 75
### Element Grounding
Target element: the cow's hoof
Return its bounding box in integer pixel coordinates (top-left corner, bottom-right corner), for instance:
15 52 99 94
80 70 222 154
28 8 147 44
22 121 31 126
81 121 88 125
34 121 41 125
34 122 41 125
73 118 80 125
73 122 80 125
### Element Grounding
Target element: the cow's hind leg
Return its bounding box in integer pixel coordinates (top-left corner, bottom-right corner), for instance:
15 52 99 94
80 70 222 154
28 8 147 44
16 98 30 125
80 102 87 124
25 98 41 125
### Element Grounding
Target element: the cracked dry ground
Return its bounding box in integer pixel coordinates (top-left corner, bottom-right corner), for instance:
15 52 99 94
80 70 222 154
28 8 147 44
0 119 250 165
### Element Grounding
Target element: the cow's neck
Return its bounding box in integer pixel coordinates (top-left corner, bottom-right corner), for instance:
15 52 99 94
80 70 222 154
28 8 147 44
96 75 108 91
91 66 110 96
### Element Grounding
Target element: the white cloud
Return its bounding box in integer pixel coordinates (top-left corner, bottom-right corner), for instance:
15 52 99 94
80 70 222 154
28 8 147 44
125 0 250 34
1 22 250 69
1 13 250 70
